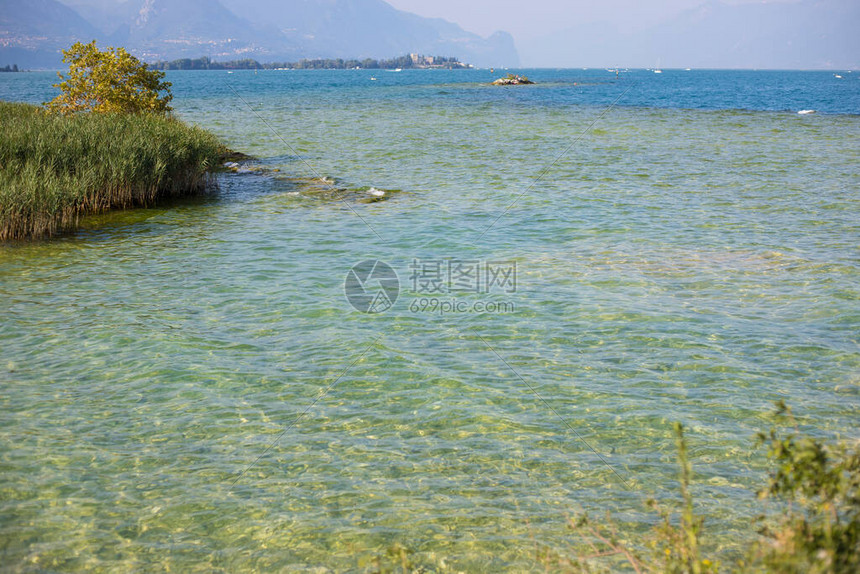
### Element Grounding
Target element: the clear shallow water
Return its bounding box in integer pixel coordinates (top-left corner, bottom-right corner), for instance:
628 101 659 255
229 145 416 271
1 69 859 571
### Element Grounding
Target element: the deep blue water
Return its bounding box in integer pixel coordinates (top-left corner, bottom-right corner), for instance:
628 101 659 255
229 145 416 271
2 68 859 115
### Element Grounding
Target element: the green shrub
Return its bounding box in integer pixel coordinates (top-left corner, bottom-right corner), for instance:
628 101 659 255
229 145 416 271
746 401 860 573
0 102 224 240
560 404 858 573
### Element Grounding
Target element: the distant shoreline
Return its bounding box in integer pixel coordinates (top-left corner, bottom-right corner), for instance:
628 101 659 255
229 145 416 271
149 54 471 72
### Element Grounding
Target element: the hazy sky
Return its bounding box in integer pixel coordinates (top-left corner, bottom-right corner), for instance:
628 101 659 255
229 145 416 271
385 0 798 38
385 0 856 68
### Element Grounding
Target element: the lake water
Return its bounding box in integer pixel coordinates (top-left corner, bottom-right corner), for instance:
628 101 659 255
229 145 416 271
1 68 859 571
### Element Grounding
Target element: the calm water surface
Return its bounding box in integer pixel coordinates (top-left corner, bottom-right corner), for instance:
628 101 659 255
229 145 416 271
1 69 859 571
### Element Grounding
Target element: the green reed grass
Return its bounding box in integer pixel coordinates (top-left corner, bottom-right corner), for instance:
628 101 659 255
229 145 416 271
0 101 224 240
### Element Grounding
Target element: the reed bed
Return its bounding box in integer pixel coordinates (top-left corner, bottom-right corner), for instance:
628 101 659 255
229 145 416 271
0 102 224 240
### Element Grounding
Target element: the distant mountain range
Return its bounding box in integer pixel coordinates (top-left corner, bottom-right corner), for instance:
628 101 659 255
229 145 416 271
0 0 519 69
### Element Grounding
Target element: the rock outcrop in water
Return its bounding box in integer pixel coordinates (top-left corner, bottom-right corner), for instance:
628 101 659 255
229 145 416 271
492 74 535 85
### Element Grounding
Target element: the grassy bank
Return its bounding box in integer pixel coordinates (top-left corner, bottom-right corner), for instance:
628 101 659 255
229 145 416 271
0 102 224 240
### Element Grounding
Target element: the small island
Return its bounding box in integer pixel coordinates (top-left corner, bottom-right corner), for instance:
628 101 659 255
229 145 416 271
492 73 535 85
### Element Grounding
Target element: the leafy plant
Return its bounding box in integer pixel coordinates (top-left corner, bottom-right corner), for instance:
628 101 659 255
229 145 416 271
746 400 860 573
646 423 717 574
45 40 172 114
563 423 717 573
562 405 859 573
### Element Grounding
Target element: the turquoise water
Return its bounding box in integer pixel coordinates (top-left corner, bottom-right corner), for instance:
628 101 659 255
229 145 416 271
1 69 859 571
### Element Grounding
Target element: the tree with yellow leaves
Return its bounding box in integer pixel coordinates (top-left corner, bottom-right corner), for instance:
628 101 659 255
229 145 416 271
45 41 172 114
